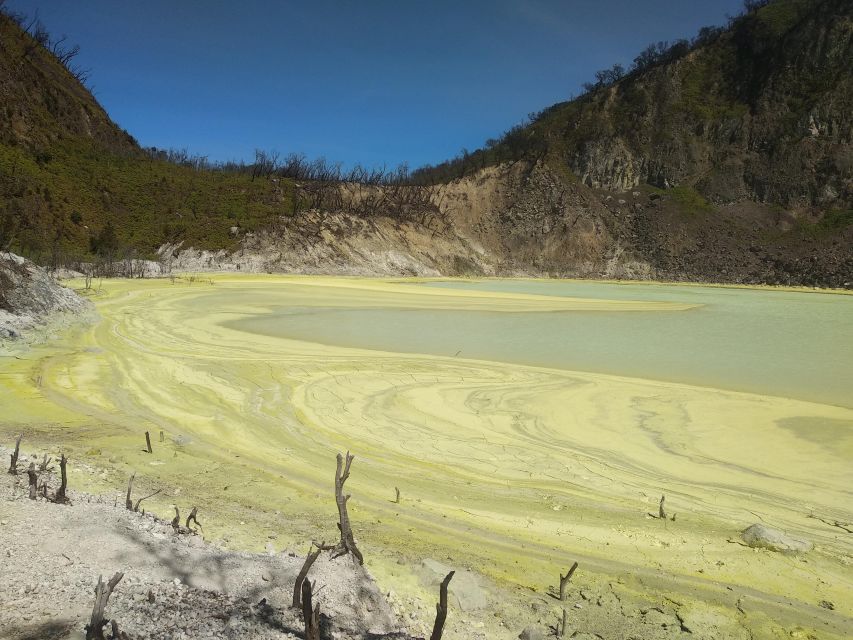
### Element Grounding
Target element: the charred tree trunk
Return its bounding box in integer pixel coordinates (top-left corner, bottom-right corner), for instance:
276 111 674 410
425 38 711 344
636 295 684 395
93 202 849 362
185 506 201 530
559 561 578 601
293 542 330 608
301 579 321 640
144 432 152 454
53 453 68 503
85 572 124 640
27 462 38 499
556 562 578 638
38 453 52 472
125 474 135 511
126 474 160 512
8 433 22 474
430 570 455 640
133 488 160 512
110 619 130 640
332 451 363 564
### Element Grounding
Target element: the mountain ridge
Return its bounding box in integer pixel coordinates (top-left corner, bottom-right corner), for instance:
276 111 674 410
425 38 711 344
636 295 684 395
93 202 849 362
0 0 850 286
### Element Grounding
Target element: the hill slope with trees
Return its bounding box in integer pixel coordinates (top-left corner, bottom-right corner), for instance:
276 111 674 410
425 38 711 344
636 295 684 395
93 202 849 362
0 0 850 285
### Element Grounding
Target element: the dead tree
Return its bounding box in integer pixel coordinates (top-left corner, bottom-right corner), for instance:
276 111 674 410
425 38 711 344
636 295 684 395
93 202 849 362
8 433 22 474
125 473 160 512
430 570 455 640
185 506 201 530
53 453 68 503
27 462 38 499
558 607 569 638
556 561 578 637
110 619 130 640
292 541 332 608
38 453 53 472
125 474 135 511
659 495 666 520
133 488 161 512
332 451 363 564
144 432 152 454
301 579 321 640
394 487 401 504
85 572 124 640
559 561 578 600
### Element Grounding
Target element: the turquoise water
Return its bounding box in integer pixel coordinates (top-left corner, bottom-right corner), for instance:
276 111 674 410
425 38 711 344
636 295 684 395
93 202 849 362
228 280 853 408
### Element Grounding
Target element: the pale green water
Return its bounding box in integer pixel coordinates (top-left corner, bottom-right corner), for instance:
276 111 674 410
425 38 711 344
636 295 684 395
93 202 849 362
228 280 853 408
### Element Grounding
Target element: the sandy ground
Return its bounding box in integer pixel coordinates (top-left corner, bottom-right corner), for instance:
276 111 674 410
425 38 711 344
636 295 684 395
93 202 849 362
0 275 851 639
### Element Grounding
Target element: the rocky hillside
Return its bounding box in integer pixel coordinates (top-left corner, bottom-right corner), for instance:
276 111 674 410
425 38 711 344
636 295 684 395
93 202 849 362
0 0 850 286
0 446 418 640
0 252 90 340
420 0 853 286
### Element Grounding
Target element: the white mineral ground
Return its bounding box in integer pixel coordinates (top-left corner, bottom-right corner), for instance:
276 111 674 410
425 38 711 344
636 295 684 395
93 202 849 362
0 275 851 639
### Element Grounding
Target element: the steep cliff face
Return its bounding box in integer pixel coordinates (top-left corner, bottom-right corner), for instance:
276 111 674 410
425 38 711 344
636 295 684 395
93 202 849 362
421 0 852 286
0 1 850 286
548 0 852 210
435 158 852 286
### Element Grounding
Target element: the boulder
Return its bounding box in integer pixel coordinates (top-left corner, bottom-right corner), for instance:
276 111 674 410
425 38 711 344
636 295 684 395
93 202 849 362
518 626 544 640
420 559 488 612
740 524 811 555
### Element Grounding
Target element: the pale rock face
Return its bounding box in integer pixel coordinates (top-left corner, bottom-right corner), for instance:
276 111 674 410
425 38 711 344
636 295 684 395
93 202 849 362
0 252 93 341
419 559 488 612
740 523 812 555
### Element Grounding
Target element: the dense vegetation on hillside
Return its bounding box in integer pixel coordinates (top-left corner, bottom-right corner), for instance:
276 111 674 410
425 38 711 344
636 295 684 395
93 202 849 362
0 7 306 267
410 0 851 214
0 0 850 284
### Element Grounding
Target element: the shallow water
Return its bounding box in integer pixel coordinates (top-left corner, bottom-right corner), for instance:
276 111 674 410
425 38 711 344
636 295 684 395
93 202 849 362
4 275 851 637
229 280 853 408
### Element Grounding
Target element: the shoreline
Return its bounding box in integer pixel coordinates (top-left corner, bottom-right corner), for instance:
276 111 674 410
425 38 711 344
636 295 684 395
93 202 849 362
2 275 851 639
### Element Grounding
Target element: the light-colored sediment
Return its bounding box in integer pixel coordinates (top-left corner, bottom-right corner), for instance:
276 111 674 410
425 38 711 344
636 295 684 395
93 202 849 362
0 275 851 639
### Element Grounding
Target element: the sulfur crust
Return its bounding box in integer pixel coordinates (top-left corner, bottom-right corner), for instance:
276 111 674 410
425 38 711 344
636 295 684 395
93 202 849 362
1 274 850 638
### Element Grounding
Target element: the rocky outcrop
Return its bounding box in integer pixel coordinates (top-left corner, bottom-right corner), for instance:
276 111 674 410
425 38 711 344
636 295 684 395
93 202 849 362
0 252 92 340
159 209 495 277
740 523 813 554
562 0 852 210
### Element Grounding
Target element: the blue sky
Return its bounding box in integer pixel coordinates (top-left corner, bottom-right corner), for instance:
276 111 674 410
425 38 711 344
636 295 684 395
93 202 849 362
9 0 745 169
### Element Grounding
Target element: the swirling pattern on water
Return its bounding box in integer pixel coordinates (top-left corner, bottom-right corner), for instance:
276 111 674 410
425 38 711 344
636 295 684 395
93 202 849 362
3 275 851 638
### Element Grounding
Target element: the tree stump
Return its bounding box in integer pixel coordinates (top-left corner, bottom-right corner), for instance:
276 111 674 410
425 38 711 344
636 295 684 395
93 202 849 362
332 451 363 564
430 570 455 640
185 506 201 531
38 453 53 472
144 432 152 454
8 433 22 475
558 607 568 638
659 495 667 520
27 462 38 499
125 474 160 512
301 579 321 640
559 561 578 601
53 453 69 504
85 572 124 640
